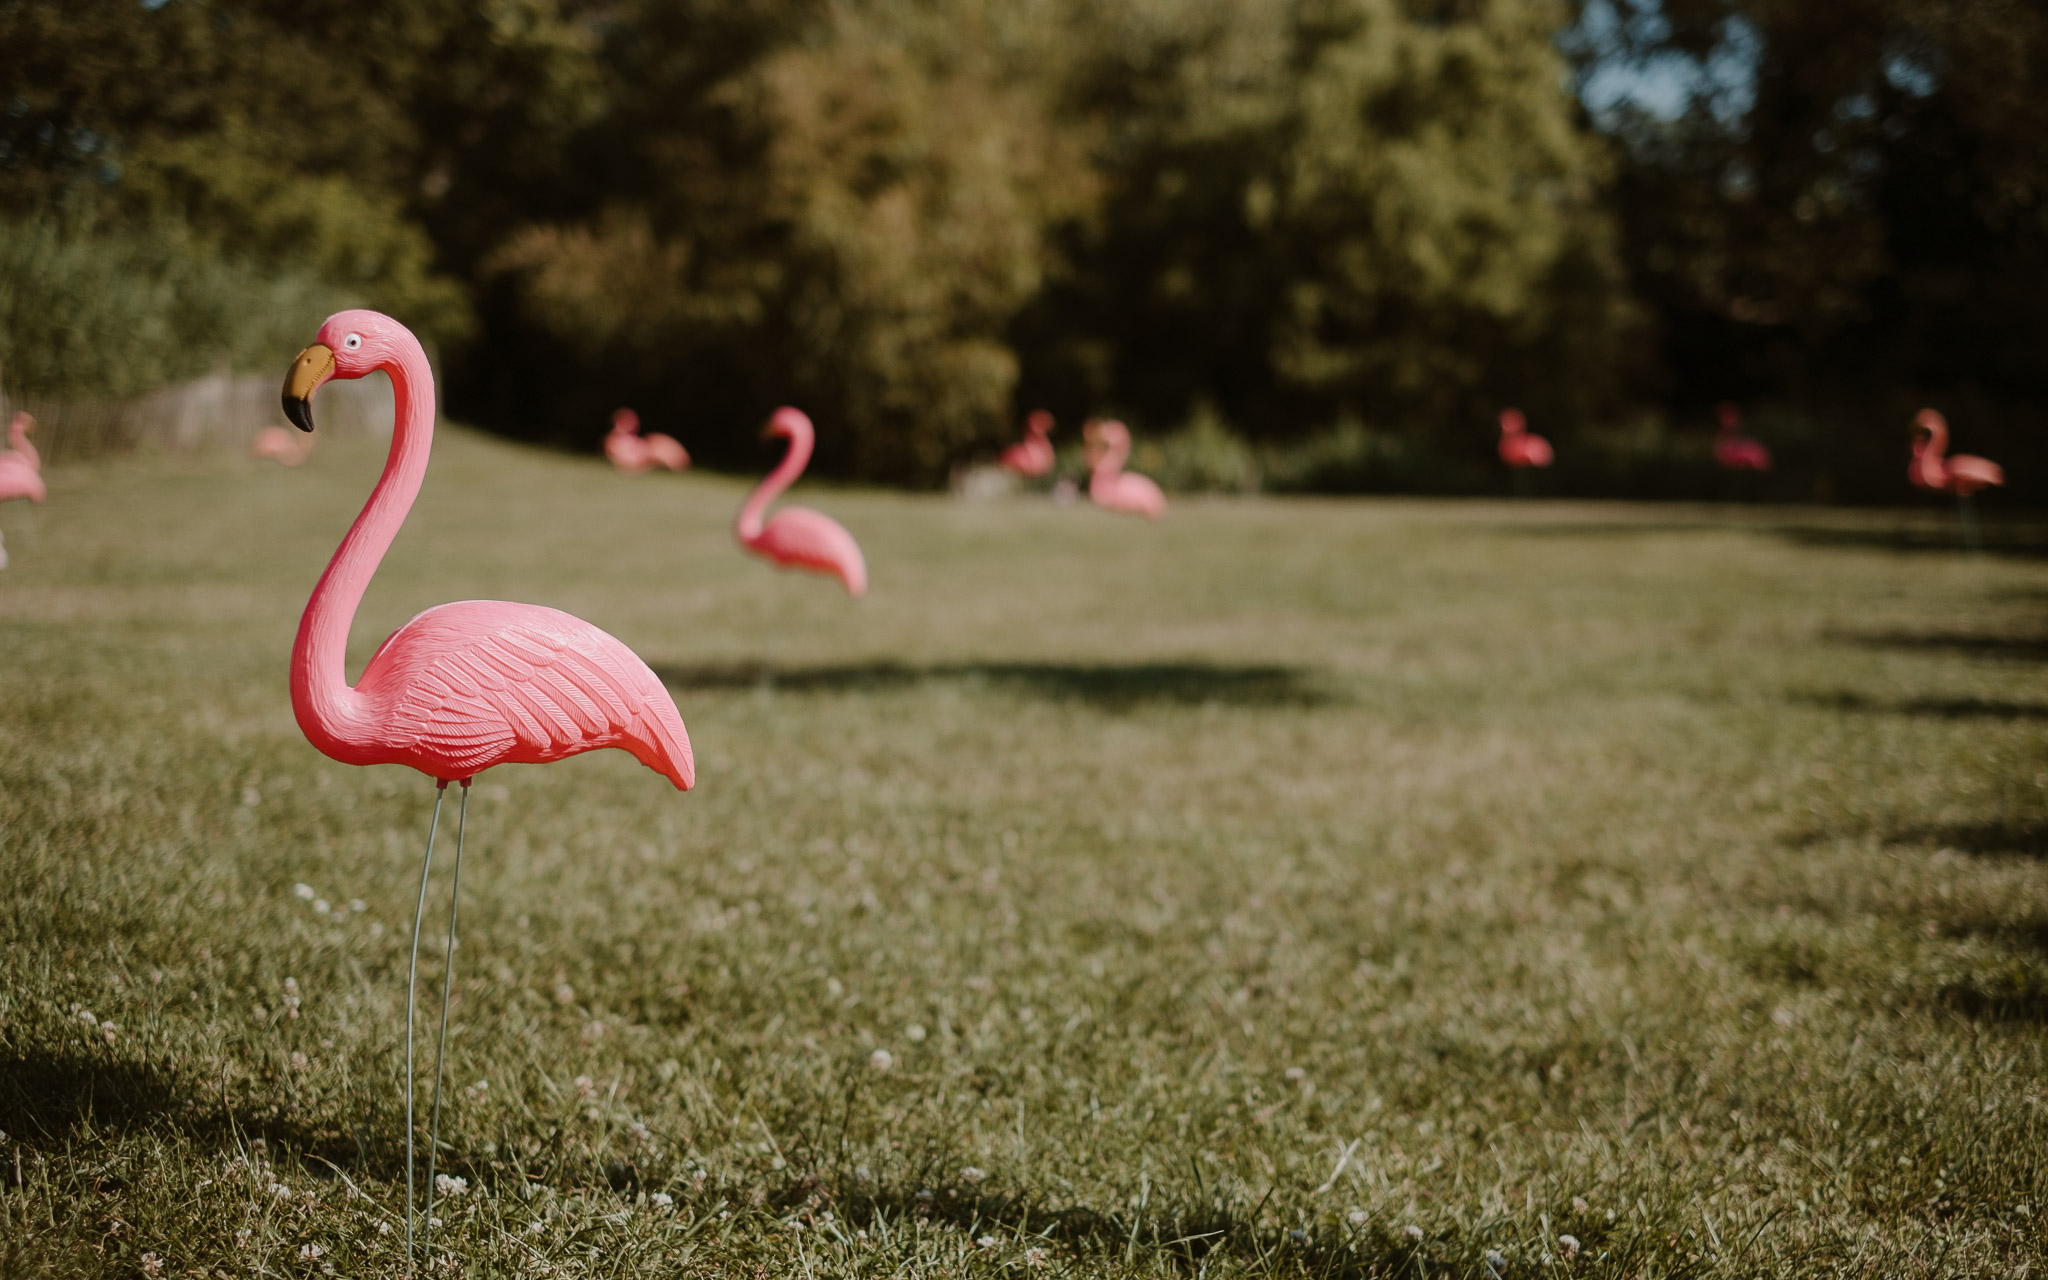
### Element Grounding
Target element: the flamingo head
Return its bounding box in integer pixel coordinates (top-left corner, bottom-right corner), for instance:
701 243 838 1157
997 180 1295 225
1716 402 1740 432
611 408 640 435
1083 418 1128 464
1911 407 1947 451
283 309 407 432
1498 408 1525 436
764 406 815 444
1026 409 1054 438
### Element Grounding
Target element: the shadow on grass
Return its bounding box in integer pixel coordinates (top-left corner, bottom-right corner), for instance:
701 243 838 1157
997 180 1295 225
1826 629 2048 663
1886 819 2048 858
1770 522 2048 559
655 660 1339 708
1792 690 2048 720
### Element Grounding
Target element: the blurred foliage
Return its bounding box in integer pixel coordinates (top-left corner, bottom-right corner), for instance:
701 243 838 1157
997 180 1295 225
1 0 2043 496
0 210 355 399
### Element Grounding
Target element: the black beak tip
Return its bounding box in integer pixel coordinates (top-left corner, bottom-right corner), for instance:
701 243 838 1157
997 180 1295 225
283 396 315 433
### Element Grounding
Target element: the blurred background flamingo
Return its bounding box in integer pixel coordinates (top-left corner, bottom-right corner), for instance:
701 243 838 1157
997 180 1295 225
1083 419 1166 520
605 408 689 475
1497 409 1553 469
736 407 867 596
1909 409 2002 496
251 424 315 466
1 412 47 503
0 411 43 571
1712 402 1771 471
999 410 1056 477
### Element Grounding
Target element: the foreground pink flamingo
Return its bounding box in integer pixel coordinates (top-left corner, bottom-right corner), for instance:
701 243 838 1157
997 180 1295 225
998 410 1056 477
1712 402 1771 471
0 411 46 505
736 407 867 596
1083 419 1166 520
1497 408 1553 469
281 310 693 1267
251 425 315 466
604 408 689 474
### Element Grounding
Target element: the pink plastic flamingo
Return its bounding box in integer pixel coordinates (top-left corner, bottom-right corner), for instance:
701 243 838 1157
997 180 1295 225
1083 419 1167 520
251 424 315 466
998 410 1056 477
1712 403 1771 471
1909 409 2002 496
281 310 693 1267
0 412 47 504
605 408 690 474
735 407 867 596
1497 408 1554 468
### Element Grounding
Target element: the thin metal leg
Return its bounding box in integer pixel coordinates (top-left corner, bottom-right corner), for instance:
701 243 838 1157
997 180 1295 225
424 779 470 1259
406 782 448 1273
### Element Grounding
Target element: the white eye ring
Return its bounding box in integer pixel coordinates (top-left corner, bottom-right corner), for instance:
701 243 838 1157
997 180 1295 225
342 333 363 351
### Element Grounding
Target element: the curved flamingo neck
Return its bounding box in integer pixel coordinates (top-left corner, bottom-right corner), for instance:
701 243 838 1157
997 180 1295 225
9 419 36 469
292 335 435 751
1092 428 1130 476
738 421 812 541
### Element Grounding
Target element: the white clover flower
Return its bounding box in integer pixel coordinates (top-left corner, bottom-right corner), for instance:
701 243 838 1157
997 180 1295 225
349 899 366 913
294 884 315 900
140 1254 164 1277
314 899 331 914
270 1183 293 1198
299 1244 324 1260
1402 1223 1423 1243
906 1023 927 1043
1572 1196 1588 1213
977 1235 998 1249
1347 1209 1368 1227
435 1174 468 1197
1559 1234 1580 1258
77 1009 97 1028
291 1052 308 1070
650 1193 673 1209
555 984 576 1004
574 1075 596 1098
1024 1246 1048 1267
961 1166 985 1184
869 1049 894 1071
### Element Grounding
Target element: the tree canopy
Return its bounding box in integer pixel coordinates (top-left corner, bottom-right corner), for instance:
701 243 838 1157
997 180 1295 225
2 0 2042 497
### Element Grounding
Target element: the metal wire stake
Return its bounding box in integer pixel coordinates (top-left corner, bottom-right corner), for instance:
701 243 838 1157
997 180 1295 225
424 779 470 1259
405 781 449 1272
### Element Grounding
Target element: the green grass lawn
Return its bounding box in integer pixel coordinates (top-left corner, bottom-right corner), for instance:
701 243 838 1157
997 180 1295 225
3 429 2047 1278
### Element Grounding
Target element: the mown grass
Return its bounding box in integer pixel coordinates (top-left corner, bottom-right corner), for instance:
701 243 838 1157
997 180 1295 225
2 430 2046 1278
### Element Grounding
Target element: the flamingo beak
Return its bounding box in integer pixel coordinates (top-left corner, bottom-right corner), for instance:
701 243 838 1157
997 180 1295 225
282 343 335 432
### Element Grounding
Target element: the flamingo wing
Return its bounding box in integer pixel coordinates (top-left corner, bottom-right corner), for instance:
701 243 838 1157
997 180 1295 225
749 506 868 596
363 603 693 788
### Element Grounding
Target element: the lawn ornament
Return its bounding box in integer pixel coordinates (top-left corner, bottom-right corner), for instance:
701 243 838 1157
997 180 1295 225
1909 409 2002 496
281 311 693 1269
251 424 315 466
735 407 867 596
604 408 690 474
1910 408 2004 553
1712 403 1771 471
1497 408 1553 469
0 412 47 505
1083 419 1166 520
999 410 1056 477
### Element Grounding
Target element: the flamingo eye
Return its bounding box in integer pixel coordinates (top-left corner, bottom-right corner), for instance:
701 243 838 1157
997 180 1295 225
342 333 363 351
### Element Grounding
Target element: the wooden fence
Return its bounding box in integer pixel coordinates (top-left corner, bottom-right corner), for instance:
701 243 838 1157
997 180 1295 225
0 367 397 464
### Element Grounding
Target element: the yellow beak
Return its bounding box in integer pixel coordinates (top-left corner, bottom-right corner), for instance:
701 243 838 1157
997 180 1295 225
282 343 335 432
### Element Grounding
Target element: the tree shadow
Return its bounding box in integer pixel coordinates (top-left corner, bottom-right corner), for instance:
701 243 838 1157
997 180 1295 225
1885 819 2048 859
1824 629 2048 663
654 660 1339 708
1791 690 2048 719
1770 523 2048 559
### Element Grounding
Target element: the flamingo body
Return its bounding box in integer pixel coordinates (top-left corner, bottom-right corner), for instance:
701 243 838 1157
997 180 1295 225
252 425 314 466
605 408 690 475
0 412 46 503
1910 409 2003 496
999 410 1056 477
1084 419 1167 520
284 310 693 789
1712 403 1770 471
1497 409 1553 468
736 407 867 597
